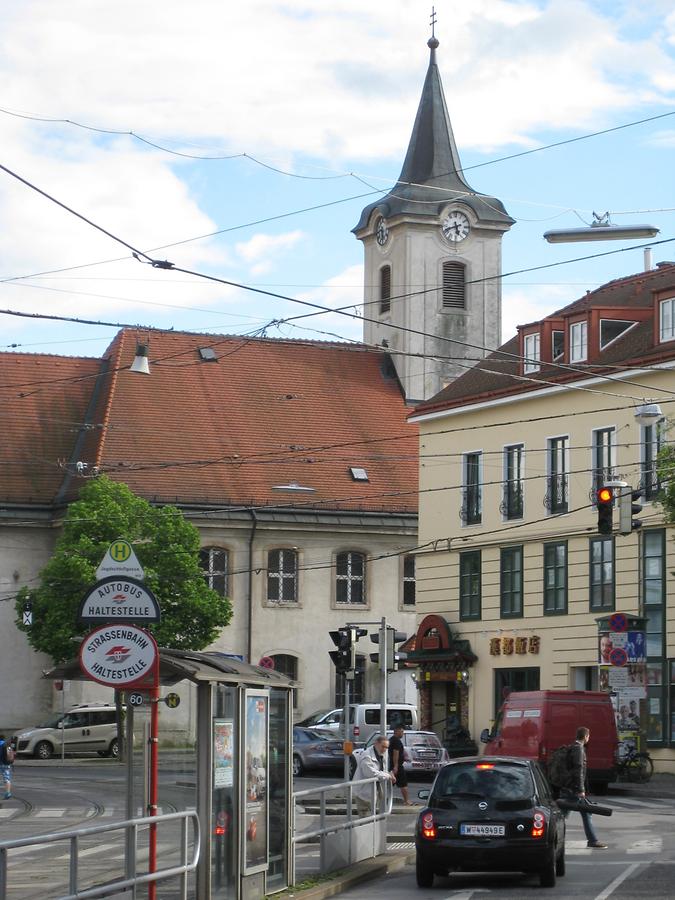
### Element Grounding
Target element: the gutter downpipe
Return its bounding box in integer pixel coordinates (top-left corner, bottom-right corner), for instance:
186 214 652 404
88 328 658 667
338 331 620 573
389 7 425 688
247 509 258 664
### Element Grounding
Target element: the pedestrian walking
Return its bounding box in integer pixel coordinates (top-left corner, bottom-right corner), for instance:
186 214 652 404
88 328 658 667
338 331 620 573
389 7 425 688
0 734 15 800
561 726 607 849
388 725 412 806
352 734 395 818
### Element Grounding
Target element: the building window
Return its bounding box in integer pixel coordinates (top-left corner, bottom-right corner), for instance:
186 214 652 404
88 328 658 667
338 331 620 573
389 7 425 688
570 320 587 362
270 654 299 708
593 427 616 493
523 333 540 373
267 549 298 603
644 530 665 743
642 420 665 501
200 547 229 596
500 546 523 618
543 541 567 614
600 319 635 349
552 331 564 359
336 551 366 604
503 444 524 520
459 550 481 620
335 654 365 706
462 452 482 525
494 667 540 716
547 436 568 514
442 261 465 308
589 538 614 611
403 555 415 606
659 297 675 343
379 265 391 314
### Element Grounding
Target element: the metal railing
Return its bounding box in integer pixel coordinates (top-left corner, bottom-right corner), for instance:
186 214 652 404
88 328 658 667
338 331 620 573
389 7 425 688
292 776 392 882
0 810 200 900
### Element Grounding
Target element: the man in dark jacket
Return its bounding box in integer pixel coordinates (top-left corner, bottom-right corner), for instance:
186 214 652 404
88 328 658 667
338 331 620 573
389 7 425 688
561 726 607 848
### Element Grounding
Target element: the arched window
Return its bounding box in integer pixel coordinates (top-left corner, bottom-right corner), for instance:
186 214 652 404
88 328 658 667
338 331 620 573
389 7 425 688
442 261 465 309
379 265 391 314
199 547 229 596
336 551 366 604
267 549 298 603
270 653 299 708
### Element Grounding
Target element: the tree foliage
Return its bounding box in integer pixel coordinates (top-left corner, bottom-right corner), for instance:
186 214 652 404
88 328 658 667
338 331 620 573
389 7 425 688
15 476 232 663
656 445 675 524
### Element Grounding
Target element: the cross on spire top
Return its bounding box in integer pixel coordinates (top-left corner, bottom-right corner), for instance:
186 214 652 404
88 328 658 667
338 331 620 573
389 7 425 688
430 6 437 38
428 6 439 50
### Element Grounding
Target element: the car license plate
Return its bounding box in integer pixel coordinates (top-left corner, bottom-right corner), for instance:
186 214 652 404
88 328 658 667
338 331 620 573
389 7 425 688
460 824 505 837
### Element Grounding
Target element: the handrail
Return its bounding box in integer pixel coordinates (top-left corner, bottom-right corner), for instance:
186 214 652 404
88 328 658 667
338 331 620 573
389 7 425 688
293 776 393 842
0 810 200 900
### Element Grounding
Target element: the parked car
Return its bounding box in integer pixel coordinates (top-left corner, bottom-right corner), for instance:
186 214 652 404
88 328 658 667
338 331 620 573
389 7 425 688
351 730 449 778
14 704 121 760
481 690 619 791
415 756 566 889
292 726 345 777
299 704 418 744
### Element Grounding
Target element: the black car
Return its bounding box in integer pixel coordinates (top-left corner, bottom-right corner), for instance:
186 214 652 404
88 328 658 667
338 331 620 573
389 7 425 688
415 756 566 889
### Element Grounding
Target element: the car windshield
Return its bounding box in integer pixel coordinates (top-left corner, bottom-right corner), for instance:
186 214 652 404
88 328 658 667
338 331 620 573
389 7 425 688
35 715 63 729
299 709 332 726
434 762 534 802
405 733 441 749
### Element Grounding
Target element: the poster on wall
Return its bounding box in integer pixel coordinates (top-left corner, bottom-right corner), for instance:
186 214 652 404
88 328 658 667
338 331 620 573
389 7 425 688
213 720 234 789
243 690 269 874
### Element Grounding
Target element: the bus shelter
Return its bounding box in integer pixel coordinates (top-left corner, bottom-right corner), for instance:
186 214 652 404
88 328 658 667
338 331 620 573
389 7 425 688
46 648 294 899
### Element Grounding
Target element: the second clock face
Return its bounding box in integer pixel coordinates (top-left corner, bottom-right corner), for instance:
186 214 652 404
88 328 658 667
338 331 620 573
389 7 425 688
442 211 471 242
375 217 389 246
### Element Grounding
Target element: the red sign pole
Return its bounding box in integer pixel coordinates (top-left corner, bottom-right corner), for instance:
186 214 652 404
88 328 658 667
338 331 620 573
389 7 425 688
148 652 160 900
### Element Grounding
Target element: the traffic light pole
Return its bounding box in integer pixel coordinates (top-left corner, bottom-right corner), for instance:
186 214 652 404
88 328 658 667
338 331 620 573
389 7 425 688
379 617 387 741
343 675 351 782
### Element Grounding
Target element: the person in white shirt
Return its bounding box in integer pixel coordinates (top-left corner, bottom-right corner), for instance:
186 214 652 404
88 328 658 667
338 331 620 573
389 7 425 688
352 735 396 817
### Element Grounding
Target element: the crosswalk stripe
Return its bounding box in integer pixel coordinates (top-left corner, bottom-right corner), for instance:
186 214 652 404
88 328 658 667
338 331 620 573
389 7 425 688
627 838 662 854
0 809 16 817
34 809 67 818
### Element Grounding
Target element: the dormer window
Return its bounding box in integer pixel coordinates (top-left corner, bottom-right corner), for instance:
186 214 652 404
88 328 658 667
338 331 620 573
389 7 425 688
523 332 540 373
570 321 587 362
552 331 564 360
659 297 675 342
600 319 635 349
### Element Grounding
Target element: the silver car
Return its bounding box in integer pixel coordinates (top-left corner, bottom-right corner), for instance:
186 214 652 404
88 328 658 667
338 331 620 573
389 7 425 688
14 704 120 760
351 730 450 777
292 726 345 776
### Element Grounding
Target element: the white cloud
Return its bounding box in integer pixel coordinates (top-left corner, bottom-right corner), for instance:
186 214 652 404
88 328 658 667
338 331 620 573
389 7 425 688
235 231 305 275
501 282 587 341
290 264 364 342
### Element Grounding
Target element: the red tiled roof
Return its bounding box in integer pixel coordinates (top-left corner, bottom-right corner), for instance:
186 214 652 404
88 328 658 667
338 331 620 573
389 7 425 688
0 353 101 504
2 331 418 514
413 264 675 417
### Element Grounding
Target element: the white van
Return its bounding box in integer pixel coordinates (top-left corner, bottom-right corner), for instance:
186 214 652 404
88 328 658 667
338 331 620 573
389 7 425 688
14 704 121 759
301 703 418 744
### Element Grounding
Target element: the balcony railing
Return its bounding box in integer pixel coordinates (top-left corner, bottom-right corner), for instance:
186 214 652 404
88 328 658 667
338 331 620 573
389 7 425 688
544 475 568 513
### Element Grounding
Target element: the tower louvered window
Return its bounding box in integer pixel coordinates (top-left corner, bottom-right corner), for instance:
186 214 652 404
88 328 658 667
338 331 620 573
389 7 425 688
379 265 391 313
442 261 465 308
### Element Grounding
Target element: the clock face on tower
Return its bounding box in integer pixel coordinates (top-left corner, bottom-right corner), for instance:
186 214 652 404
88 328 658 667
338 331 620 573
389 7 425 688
441 211 471 243
375 217 389 246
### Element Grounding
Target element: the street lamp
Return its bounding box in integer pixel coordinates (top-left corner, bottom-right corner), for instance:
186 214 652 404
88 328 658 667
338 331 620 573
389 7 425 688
634 402 663 427
544 212 659 244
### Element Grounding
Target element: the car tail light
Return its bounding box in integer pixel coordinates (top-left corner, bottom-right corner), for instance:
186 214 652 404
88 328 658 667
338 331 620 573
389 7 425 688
421 812 437 840
353 726 360 737
476 763 494 770
531 809 546 839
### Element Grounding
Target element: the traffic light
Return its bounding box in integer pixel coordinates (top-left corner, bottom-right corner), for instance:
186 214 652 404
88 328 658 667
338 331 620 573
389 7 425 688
370 628 408 671
329 628 352 674
619 487 643 535
596 486 614 535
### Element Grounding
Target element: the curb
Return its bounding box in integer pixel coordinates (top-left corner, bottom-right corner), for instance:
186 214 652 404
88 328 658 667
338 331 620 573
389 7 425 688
279 850 415 899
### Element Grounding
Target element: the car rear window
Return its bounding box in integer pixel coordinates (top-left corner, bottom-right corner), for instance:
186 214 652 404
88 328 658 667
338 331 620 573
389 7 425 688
405 733 441 749
434 762 534 802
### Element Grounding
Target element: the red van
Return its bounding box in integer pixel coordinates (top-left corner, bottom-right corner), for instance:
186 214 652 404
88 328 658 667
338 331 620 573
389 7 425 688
480 690 618 791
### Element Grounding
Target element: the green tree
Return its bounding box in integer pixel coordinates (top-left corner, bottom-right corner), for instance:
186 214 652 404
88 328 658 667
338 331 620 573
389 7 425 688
15 476 232 662
657 444 675 523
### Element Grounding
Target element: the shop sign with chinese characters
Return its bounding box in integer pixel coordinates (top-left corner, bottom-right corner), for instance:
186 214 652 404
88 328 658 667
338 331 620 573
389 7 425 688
490 635 540 656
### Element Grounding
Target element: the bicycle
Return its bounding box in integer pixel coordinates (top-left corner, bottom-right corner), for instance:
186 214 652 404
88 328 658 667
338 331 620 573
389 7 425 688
617 746 654 783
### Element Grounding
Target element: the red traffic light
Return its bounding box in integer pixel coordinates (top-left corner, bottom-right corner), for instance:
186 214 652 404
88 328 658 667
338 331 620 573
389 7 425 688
597 486 614 504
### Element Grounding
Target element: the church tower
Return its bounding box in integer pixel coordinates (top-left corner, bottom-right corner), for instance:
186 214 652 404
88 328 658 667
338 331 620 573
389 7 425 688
353 36 514 403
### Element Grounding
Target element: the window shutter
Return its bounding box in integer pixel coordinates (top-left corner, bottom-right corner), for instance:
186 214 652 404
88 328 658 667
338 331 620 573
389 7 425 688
380 265 391 313
442 261 465 308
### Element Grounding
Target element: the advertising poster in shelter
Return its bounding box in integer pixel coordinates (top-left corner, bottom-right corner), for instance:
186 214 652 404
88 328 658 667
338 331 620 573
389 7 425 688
243 691 269 873
598 620 647 752
213 720 234 789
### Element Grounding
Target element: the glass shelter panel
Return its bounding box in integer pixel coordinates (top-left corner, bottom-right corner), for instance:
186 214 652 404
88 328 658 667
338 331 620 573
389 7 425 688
212 685 239 899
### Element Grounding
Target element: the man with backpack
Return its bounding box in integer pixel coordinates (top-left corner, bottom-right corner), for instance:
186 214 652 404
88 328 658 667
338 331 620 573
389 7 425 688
0 734 15 800
556 726 607 849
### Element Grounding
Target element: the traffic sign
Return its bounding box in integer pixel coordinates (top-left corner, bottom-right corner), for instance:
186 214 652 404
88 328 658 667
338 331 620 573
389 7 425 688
609 646 628 667
609 612 628 633
96 539 145 581
79 624 158 688
128 692 145 706
258 656 275 670
165 692 180 708
77 577 161 625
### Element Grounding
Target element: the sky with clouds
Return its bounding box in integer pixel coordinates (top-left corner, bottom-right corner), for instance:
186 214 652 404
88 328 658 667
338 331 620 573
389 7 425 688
1 0 674 360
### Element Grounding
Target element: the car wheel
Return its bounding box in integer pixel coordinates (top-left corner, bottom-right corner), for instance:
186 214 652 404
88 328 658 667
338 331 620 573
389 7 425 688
539 847 557 888
416 855 434 888
107 738 119 759
555 845 566 877
34 741 53 760
292 755 304 777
